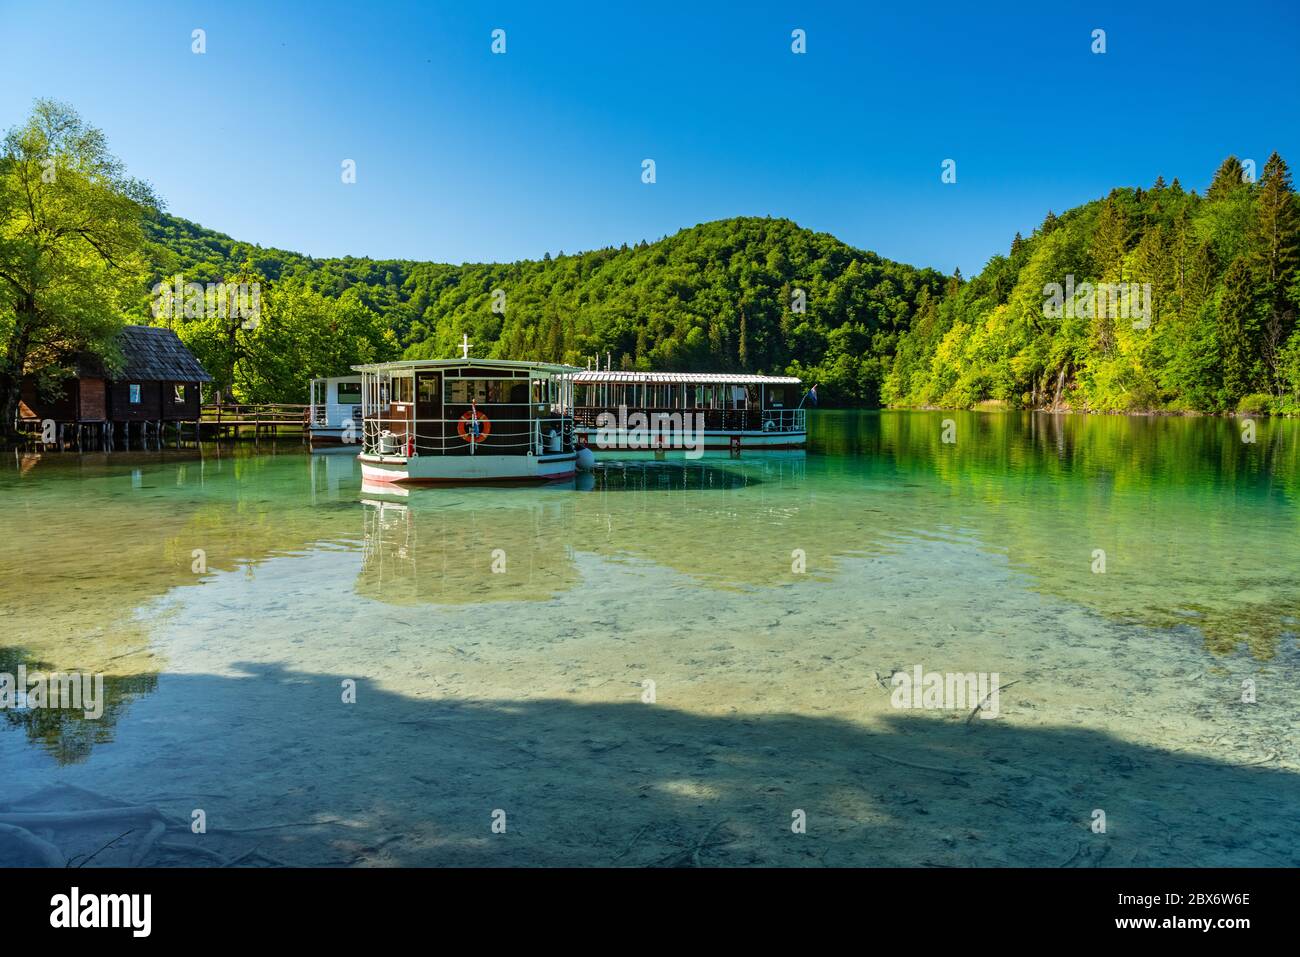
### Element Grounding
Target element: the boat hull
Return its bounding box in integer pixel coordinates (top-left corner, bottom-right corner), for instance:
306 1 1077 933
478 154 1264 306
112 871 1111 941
359 451 577 484
308 428 356 445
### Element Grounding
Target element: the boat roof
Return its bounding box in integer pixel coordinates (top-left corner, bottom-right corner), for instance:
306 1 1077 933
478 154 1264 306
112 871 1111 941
568 370 802 385
309 374 361 384
351 358 581 375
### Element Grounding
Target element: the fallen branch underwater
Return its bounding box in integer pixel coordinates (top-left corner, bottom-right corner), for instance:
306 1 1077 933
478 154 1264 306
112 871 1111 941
0 822 65 867
0 784 345 867
966 681 1020 725
865 750 972 776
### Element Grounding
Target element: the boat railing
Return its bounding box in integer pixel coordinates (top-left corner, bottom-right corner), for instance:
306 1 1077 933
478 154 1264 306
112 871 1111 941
309 404 362 428
360 415 573 456
761 408 806 432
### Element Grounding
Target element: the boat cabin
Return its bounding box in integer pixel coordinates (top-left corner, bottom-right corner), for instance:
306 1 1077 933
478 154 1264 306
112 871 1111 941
308 375 363 444
567 370 806 452
352 358 580 483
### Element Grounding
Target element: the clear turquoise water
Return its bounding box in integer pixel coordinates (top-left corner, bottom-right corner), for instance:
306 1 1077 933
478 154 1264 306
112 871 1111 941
1 410 1297 866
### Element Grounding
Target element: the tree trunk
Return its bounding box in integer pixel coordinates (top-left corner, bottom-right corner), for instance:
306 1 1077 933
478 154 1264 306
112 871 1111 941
0 370 22 441
0 312 33 441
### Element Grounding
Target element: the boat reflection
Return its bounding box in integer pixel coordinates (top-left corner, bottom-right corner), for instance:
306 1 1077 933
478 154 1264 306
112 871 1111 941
577 450 806 493
357 481 580 605
356 451 815 604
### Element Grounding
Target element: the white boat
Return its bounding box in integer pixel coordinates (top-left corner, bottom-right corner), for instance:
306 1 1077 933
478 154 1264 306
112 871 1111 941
353 357 580 484
307 375 363 445
566 370 808 457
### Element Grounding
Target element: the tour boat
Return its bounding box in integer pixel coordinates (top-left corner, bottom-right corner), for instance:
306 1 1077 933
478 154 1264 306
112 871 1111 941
353 357 580 484
307 375 363 445
567 370 808 456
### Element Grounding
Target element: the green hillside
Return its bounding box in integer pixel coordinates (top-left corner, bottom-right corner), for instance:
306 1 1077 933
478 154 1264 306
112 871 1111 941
136 156 1300 413
139 214 944 405
885 155 1300 414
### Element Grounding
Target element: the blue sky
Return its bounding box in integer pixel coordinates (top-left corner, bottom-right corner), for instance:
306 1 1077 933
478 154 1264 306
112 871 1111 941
2 1 1297 275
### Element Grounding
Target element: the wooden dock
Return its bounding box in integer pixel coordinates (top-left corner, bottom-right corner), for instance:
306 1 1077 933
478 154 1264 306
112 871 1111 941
199 403 309 439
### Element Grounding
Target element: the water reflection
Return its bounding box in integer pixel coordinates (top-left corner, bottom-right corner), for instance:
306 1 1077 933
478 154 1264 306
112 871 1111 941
357 482 579 604
0 647 157 765
579 452 805 492
2 413 1297 773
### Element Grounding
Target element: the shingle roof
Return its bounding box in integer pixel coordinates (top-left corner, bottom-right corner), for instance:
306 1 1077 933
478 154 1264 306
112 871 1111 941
115 325 213 382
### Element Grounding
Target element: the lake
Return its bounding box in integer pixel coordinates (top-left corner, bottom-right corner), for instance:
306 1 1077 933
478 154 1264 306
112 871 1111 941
1 410 1297 867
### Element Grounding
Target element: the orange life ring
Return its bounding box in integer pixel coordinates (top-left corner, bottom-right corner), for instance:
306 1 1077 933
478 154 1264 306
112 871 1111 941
457 409 491 443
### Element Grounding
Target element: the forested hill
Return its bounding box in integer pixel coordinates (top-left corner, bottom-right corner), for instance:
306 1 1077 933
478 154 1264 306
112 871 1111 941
885 154 1300 414
139 214 945 405
140 153 1300 413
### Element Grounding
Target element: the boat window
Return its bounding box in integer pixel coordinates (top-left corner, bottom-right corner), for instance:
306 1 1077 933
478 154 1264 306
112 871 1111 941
766 385 789 408
448 379 529 404
338 382 363 402
496 380 528 403
129 383 141 404
392 376 414 404
174 384 186 404
449 379 482 404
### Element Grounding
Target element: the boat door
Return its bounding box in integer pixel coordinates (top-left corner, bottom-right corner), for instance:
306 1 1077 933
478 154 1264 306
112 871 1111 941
414 371 442 454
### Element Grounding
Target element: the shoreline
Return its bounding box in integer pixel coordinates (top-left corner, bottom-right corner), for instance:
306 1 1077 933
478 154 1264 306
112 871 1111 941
886 403 1297 418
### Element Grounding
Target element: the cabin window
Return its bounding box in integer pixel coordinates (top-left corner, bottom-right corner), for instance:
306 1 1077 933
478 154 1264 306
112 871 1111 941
337 382 363 402
174 384 187 404
448 378 528 404
493 380 528 403
449 379 485 404
416 377 438 404
767 386 789 408
391 376 414 403
129 383 142 404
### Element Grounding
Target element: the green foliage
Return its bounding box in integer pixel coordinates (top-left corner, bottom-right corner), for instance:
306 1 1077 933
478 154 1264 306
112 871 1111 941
133 153 1300 414
0 99 154 433
886 154 1300 413
140 215 945 406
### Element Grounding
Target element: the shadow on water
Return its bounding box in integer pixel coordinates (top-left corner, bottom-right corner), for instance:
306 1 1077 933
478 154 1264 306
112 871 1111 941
3 662 1297 867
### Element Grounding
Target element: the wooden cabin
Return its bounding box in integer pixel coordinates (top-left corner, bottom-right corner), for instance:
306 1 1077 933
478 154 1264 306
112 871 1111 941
19 325 213 443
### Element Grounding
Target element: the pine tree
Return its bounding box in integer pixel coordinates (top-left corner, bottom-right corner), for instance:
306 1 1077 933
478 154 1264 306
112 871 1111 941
1185 241 1218 318
738 306 749 368
1251 152 1300 291
1218 256 1261 402
1010 232 1026 257
1091 198 1128 278
1250 153 1300 392
1207 156 1247 200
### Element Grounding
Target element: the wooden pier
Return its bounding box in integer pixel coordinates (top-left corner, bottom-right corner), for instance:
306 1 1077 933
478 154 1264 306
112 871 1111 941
199 403 310 439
